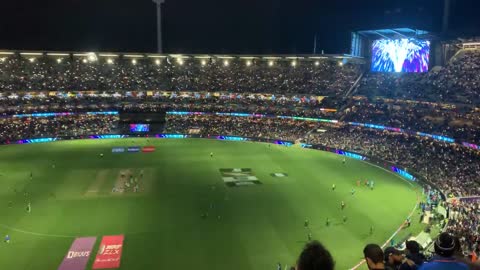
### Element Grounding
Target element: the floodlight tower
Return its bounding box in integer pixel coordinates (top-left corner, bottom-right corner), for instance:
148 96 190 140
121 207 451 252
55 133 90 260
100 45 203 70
153 0 165 53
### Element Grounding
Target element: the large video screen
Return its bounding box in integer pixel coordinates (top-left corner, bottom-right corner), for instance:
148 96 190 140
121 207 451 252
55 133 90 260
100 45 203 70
129 124 150 132
371 39 430 73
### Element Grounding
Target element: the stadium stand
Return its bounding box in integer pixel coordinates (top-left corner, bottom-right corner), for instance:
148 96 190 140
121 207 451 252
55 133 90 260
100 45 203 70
0 46 480 267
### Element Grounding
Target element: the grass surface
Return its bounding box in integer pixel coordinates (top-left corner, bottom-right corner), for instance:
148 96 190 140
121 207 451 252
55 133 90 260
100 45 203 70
0 138 421 270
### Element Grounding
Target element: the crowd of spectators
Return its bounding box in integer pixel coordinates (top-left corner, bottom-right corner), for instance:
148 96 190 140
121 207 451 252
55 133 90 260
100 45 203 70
0 114 118 143
342 99 480 144
309 125 480 198
0 55 362 96
447 200 480 257
357 49 480 105
164 115 316 142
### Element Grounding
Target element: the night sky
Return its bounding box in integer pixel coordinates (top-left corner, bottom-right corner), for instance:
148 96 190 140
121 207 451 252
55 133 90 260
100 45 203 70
0 0 478 54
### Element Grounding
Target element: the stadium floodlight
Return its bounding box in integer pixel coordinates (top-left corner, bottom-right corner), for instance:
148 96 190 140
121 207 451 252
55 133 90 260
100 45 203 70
56 58 62 64
246 60 252 66
0 57 6 62
223 60 229 67
201 60 207 66
82 59 88 63
0 51 14 55
155 59 161 65
28 58 35 63
338 61 343 66
107 58 114 64
132 59 137 65
315 61 320 66
291 61 297 67
153 0 165 53
177 58 184 66
268 60 274 67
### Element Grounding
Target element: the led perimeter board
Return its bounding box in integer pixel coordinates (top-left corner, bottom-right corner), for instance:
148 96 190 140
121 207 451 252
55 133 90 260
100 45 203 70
371 39 430 73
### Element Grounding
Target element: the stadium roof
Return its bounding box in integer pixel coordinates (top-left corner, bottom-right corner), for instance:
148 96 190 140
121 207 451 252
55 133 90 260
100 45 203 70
0 49 366 62
356 28 430 39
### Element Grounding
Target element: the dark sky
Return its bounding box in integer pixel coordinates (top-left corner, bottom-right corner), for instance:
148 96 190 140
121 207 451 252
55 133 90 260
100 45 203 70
0 0 478 54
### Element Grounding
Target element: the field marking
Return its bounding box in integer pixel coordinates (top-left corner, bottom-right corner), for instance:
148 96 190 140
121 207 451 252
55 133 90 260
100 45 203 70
0 223 76 238
0 223 153 238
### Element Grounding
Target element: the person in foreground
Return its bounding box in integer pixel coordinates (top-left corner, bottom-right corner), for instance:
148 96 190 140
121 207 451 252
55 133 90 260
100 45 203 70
364 243 389 270
296 240 335 270
418 232 468 270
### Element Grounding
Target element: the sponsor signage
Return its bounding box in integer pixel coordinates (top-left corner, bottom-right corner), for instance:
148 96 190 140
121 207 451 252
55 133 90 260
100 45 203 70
111 147 125 153
142 146 156 153
92 235 125 269
58 237 96 270
127 146 141 153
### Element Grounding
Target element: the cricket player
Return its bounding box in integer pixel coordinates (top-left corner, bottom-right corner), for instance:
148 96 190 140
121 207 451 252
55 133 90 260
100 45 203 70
210 152 214 158
332 184 336 191
100 153 104 158
370 226 374 235
342 157 346 165
30 172 33 180
304 219 309 228
326 218 330 227
351 188 356 196
307 233 312 241
277 263 282 270
26 202 31 213
341 201 346 210
343 216 347 223
370 180 375 190
4 234 10 243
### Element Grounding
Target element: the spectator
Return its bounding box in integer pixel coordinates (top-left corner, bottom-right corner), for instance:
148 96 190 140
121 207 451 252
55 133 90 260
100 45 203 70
399 241 426 270
296 241 335 270
384 247 405 270
364 243 388 270
418 232 469 270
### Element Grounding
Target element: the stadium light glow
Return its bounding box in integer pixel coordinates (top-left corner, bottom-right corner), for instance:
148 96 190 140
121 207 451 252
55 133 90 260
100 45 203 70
107 58 114 64
338 61 343 66
132 59 137 65
291 61 297 67
0 57 6 62
246 60 252 66
82 59 88 63
315 61 320 66
56 58 62 63
47 53 69 56
20 52 43 56
201 60 207 66
155 59 161 65
268 61 274 67
98 54 119 57
223 60 229 67
124 54 144 58
0 52 14 55
87 53 97 62
177 58 184 65
29 58 35 63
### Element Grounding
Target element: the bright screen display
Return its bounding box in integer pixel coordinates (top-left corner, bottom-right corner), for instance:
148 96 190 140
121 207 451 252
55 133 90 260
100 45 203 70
371 39 430 73
129 124 150 132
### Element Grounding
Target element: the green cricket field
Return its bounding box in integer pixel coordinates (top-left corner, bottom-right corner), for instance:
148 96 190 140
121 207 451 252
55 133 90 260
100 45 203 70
0 138 420 270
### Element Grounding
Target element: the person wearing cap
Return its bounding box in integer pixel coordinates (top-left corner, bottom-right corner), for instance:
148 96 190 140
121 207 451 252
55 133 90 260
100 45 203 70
384 246 405 270
418 232 468 270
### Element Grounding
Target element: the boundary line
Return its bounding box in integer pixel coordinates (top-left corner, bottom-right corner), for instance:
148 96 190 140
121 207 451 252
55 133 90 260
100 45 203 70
0 223 76 238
